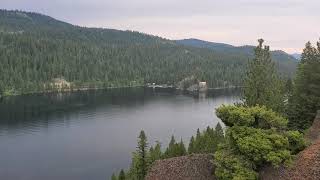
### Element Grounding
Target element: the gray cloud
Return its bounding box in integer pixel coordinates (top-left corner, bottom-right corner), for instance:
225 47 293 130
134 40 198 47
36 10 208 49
1 0 320 53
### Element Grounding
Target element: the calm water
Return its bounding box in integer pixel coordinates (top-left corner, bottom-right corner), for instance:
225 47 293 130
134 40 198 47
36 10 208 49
0 88 240 180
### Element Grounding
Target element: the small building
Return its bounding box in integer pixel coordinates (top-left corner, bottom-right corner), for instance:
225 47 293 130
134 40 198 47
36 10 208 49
199 81 208 92
51 78 71 90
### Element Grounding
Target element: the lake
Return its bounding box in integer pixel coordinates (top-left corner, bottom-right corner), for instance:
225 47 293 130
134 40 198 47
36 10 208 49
0 88 240 180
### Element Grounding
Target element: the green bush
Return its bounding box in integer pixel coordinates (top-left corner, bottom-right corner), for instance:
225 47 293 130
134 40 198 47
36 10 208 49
214 105 305 180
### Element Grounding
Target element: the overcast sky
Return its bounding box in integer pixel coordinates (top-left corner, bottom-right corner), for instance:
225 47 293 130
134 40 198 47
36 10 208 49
2 0 320 53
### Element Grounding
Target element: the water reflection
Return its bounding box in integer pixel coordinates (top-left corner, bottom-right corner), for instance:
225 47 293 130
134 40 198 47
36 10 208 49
0 88 241 134
0 87 240 180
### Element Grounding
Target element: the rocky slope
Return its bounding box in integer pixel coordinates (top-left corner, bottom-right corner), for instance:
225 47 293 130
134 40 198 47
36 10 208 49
146 154 215 180
275 110 320 180
260 110 320 180
281 139 320 180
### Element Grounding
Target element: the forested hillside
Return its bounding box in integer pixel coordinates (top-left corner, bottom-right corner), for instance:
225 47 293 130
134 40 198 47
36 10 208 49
0 10 297 96
176 38 299 73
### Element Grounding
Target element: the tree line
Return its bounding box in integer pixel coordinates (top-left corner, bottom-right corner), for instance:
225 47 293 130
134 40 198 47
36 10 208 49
111 123 224 180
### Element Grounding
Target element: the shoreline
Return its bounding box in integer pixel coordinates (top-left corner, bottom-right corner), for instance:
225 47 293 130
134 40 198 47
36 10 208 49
0 85 145 98
0 85 243 98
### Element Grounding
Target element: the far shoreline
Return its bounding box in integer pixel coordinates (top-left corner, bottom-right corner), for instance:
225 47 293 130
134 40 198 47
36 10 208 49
0 85 243 99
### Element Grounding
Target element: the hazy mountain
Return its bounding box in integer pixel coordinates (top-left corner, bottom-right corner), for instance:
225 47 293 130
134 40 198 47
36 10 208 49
291 53 302 60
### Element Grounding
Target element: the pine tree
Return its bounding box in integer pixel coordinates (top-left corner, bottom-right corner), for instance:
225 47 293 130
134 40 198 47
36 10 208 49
243 39 285 113
215 122 224 140
149 141 162 164
169 135 176 148
215 105 305 180
196 128 201 139
164 135 176 158
127 152 139 179
136 130 148 180
188 136 195 154
178 139 187 156
288 41 320 130
194 128 201 153
118 169 125 180
206 126 213 135
285 78 293 94
111 173 118 180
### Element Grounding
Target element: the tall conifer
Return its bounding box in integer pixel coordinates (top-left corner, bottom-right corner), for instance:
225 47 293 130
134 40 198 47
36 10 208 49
118 169 125 180
288 41 320 130
243 39 285 113
136 130 148 180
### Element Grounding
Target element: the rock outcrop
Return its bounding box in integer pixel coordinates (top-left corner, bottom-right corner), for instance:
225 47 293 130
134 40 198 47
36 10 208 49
146 154 215 180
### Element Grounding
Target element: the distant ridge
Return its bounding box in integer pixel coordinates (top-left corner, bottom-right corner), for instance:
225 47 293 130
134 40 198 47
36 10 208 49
176 38 234 50
291 53 301 60
176 38 299 62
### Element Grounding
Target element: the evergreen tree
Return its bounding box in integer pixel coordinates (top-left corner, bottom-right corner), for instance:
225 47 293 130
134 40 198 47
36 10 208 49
194 128 201 153
164 135 176 158
243 39 285 113
169 135 176 148
136 130 148 180
111 173 118 180
196 128 201 139
288 41 320 130
118 169 125 180
163 136 187 158
285 78 293 94
215 122 224 138
215 105 305 179
178 139 187 156
127 152 139 179
188 136 195 154
187 126 225 154
149 141 162 164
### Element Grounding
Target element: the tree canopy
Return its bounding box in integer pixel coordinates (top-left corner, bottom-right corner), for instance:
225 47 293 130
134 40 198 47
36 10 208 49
243 39 285 113
215 105 305 180
287 40 320 131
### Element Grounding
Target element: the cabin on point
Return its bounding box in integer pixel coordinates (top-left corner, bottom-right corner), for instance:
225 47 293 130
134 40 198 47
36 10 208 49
50 78 71 90
199 81 208 92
